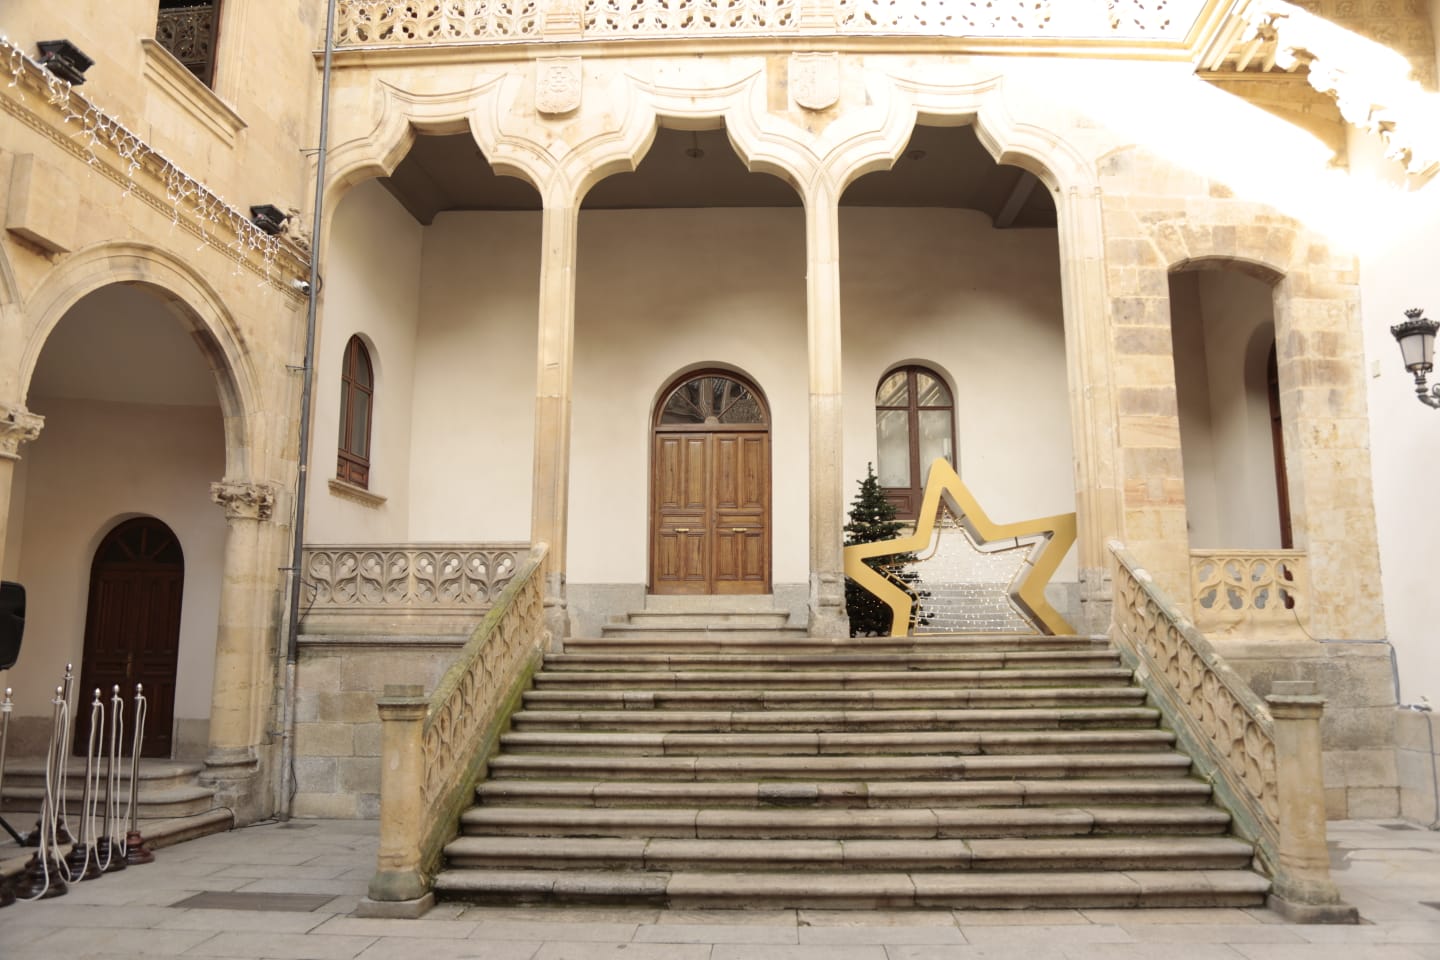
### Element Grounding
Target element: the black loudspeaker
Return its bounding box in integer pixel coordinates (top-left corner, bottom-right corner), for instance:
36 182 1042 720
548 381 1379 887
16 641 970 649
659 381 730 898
0 581 23 671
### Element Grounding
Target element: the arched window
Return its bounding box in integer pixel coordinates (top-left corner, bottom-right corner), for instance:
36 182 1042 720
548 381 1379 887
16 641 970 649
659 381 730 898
875 365 956 519
337 336 373 488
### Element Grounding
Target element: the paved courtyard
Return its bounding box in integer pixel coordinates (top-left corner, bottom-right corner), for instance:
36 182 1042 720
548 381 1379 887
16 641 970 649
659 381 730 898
0 819 1437 959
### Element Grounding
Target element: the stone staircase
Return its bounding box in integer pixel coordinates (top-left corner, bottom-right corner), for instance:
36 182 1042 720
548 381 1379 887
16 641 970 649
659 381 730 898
600 595 808 641
433 632 1271 909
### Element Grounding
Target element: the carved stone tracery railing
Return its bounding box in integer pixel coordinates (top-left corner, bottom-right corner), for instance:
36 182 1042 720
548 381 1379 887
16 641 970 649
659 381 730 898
1190 549 1308 637
333 0 1199 46
370 543 550 902
304 544 525 610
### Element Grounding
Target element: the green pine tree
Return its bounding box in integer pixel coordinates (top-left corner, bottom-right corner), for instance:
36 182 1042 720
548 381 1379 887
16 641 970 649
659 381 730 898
843 463 923 636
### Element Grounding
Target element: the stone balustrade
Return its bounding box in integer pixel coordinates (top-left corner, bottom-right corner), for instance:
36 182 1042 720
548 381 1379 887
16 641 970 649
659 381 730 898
1190 549 1309 639
1109 541 1352 920
333 0 1200 48
368 543 550 907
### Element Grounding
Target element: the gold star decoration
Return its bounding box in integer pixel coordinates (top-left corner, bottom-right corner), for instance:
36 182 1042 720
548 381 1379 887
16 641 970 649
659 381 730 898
843 459 1078 637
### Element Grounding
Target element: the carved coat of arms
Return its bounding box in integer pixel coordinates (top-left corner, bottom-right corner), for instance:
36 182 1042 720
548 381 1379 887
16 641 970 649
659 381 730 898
790 52 839 112
536 57 582 116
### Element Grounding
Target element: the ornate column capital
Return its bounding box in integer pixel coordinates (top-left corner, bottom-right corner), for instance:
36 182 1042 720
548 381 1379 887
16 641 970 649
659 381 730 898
210 479 277 521
0 405 45 460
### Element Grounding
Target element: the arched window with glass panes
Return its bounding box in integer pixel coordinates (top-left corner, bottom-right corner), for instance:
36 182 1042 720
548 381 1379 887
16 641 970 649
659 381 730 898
337 336 374 488
875 365 956 519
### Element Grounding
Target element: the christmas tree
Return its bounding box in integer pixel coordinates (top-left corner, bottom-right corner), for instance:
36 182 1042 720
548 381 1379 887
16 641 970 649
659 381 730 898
843 463 923 636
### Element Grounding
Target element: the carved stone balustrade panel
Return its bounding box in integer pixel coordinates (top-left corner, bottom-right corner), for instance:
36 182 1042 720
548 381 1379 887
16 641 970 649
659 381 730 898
1190 550 1309 639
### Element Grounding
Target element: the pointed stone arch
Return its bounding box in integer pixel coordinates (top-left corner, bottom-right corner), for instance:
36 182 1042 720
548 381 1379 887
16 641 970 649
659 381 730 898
18 242 261 480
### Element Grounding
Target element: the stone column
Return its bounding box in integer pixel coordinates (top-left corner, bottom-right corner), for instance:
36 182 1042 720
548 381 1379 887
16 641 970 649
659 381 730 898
365 684 431 910
804 185 849 638
1265 680 1357 922
0 404 44 575
204 480 278 784
530 197 580 644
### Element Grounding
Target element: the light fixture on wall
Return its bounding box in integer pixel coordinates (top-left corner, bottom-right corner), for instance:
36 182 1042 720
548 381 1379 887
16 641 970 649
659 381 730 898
249 205 289 237
35 40 93 85
1390 308 1440 409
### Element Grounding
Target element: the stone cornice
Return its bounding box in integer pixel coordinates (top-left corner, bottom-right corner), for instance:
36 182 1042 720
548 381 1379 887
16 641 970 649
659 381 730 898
0 37 310 293
211 479 278 521
1200 0 1440 178
0 404 44 460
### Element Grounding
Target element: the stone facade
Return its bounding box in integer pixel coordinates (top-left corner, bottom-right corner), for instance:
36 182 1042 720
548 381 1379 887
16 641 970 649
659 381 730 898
0 0 1437 832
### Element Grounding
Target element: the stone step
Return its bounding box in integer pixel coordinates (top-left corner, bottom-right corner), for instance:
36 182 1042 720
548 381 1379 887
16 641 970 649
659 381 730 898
532 667 1137 690
458 805 1232 839
432 867 1270 909
441 835 1255 873
568 635 1110 654
497 729 1177 756
521 687 1149 711
1 783 218 820
476 777 1216 809
0 758 218 822
544 650 1122 671
486 751 1194 782
510 706 1160 733
1 758 206 793
604 612 796 630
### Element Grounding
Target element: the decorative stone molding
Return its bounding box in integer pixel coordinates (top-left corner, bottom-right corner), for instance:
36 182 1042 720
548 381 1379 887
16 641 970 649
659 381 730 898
1200 0 1440 177
0 36 307 292
303 544 526 610
536 58 582 116
140 38 246 149
0 405 44 460
327 477 387 509
790 53 839 112
210 480 277 521
1190 549 1308 638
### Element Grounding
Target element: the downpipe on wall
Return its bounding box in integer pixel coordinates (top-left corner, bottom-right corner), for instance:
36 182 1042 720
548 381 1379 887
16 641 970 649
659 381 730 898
277 0 338 822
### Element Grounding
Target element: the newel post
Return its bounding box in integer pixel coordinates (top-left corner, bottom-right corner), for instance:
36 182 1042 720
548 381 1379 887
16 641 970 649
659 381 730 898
368 684 430 907
1264 680 1357 922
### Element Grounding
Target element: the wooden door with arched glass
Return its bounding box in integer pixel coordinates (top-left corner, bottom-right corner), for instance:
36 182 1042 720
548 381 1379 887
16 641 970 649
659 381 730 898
651 371 771 594
75 517 183 758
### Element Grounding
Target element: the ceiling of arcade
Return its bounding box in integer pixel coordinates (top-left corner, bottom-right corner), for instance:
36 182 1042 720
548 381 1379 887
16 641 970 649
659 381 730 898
378 125 1057 229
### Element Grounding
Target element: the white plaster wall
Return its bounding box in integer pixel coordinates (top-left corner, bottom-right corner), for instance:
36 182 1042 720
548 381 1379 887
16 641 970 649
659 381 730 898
1199 272 1283 548
2 398 225 733
1353 129 1440 706
307 180 423 542
407 212 540 540
840 208 1077 582
568 208 810 587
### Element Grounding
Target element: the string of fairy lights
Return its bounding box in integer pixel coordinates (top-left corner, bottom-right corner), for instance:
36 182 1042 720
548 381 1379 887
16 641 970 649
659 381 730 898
1 34 292 287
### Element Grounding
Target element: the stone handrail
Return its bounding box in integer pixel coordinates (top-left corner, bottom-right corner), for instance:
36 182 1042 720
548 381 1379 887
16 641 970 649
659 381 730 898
368 542 549 905
1189 549 1308 638
334 0 1199 48
1109 541 1351 919
304 543 527 611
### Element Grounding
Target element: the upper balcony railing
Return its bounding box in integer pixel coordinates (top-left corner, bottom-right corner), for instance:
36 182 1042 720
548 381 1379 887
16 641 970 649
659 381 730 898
333 0 1206 48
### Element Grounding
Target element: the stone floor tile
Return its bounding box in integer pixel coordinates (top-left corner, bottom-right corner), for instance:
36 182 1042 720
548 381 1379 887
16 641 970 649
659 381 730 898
801 909 958 926
1058 945 1246 960
1081 908 1264 925
21 926 217 956
0 901 173 927
888 948 1067 960
1230 946 1430 960
799 923 966 944
157 908 334 933
180 930 376 959
532 943 713 960
234 877 370 896
215 862 355 880
709 946 888 960
951 909 1090 925
469 921 641 942
634 922 799 943
312 916 480 938
457 906 661 924
1292 923 1440 944
959 923 1134 945
1120 924 1306 944
355 938 541 960
661 907 797 924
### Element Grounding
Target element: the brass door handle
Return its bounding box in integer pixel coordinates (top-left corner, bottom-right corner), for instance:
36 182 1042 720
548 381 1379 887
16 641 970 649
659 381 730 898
732 527 749 532
675 527 690 533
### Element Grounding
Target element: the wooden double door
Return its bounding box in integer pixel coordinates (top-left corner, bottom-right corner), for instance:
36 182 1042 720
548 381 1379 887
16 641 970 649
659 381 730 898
650 373 771 595
75 517 183 758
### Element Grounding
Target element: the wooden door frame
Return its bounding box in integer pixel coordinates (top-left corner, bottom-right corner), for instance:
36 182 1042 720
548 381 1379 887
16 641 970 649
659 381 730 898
648 369 772 595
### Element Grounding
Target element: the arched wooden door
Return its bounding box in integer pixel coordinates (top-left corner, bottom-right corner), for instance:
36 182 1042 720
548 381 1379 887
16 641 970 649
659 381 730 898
651 371 771 595
75 518 183 758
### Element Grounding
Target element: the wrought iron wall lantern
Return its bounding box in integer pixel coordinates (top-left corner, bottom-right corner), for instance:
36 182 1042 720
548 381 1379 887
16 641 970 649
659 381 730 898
35 39 93 85
1390 308 1440 409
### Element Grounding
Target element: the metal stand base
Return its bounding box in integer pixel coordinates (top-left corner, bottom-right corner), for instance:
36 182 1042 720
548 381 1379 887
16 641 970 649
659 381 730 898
63 843 102 881
124 829 154 865
95 836 127 872
12 853 67 899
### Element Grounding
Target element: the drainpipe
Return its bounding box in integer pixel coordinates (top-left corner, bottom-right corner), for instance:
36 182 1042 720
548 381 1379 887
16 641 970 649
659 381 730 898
277 0 338 821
